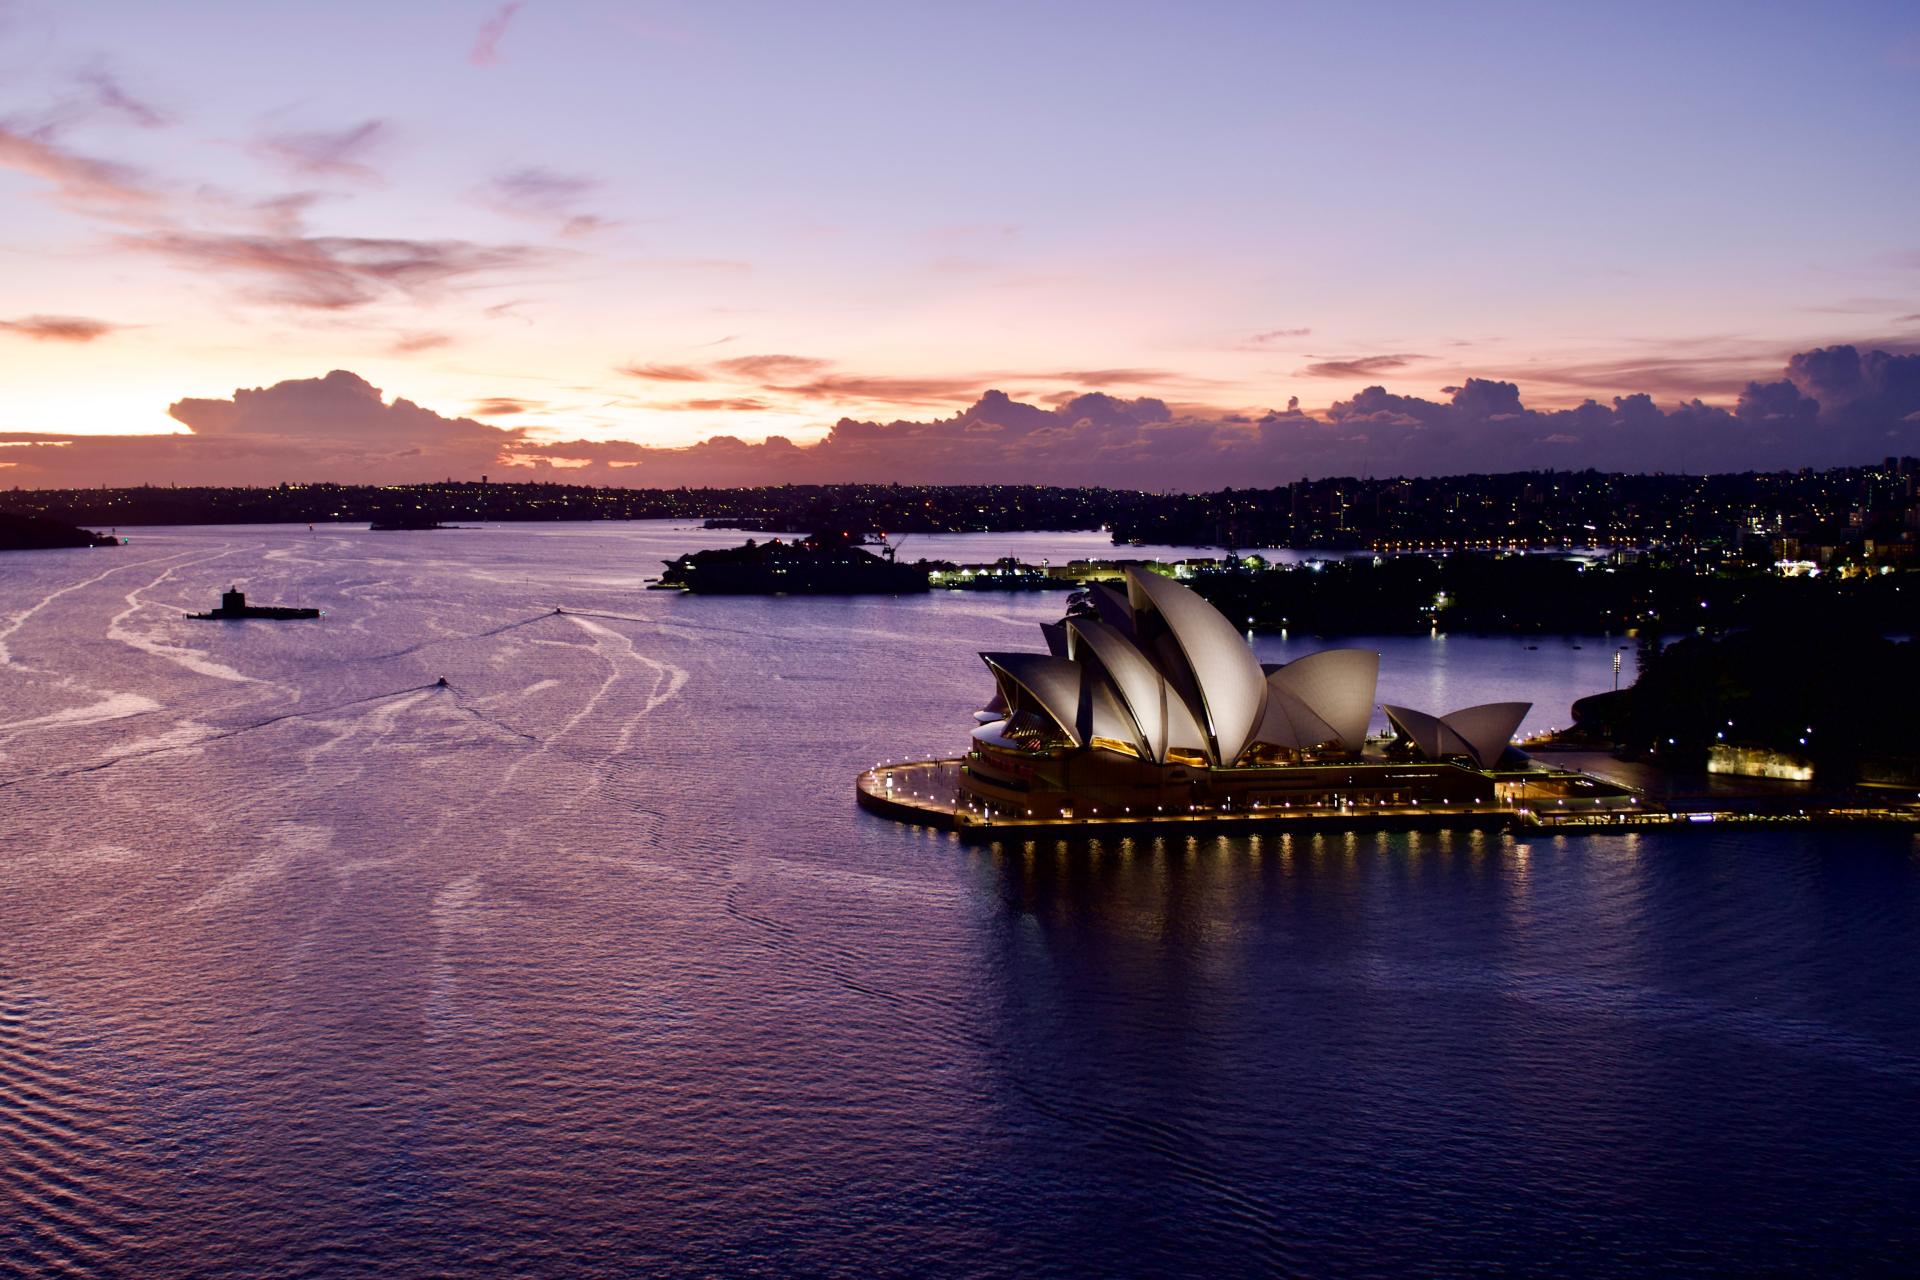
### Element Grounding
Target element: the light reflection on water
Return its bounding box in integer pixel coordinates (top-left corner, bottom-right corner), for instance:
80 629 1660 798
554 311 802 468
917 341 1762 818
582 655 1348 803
0 522 1915 1277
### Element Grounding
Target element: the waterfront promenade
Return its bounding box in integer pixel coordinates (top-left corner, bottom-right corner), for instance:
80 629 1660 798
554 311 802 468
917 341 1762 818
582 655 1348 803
858 760 1920 842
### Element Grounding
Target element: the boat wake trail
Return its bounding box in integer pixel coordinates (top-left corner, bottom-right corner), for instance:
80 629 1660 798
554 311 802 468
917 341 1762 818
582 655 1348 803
441 683 541 743
0 547 198 671
105 550 256 684
0 681 453 792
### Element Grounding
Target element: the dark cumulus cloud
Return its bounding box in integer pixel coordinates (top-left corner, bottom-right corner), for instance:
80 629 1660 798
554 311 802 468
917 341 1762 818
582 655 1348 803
117 231 548 310
0 314 122 342
0 371 514 487
6 346 1919 490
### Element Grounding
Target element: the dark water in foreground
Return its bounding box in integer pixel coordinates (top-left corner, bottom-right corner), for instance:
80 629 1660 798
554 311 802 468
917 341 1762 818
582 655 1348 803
2 523 1916 1277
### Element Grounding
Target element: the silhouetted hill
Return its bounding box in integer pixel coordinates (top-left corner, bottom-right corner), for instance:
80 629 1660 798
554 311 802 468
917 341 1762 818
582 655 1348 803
0 512 118 552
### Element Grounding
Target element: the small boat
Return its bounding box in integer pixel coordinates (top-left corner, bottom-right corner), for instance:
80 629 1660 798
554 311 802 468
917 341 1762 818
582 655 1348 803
187 587 320 621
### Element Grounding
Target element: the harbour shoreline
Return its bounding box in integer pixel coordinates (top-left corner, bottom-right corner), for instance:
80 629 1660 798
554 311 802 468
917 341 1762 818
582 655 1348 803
858 759 1920 843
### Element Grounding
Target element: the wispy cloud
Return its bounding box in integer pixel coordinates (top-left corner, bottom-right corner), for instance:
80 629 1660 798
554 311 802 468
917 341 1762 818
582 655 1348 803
390 330 454 354
1024 368 1180 388
1298 354 1424 378
119 231 549 310
0 122 157 211
0 314 122 342
707 355 991 406
482 166 613 235
1248 327 1311 344
712 354 831 380
470 396 540 415
656 397 774 412
627 356 1188 412
1502 351 1782 399
774 373 985 405
618 362 708 381
253 119 390 182
77 68 169 128
471 2 524 66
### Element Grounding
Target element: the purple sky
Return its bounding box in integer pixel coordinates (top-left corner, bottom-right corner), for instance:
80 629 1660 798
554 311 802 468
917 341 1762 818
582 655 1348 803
2 0 1917 488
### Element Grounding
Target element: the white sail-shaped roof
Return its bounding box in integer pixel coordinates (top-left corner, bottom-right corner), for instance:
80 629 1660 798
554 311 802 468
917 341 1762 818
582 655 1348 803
1255 683 1341 751
1382 701 1530 768
1440 702 1530 769
1266 649 1379 754
1083 582 1136 636
1124 569 1266 765
981 651 1146 755
1066 617 1166 761
983 653 1087 747
970 572 1516 772
1382 704 1448 759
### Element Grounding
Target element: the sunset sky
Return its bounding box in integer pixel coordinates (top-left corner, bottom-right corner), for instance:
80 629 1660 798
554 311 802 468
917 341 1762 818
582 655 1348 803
3 0 1918 487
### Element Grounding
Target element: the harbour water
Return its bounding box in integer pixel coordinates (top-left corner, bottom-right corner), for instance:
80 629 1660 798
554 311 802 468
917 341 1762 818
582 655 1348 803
2 522 1917 1276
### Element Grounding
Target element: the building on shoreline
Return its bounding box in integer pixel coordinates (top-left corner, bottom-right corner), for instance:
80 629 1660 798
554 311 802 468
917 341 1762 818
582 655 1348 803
956 568 1633 821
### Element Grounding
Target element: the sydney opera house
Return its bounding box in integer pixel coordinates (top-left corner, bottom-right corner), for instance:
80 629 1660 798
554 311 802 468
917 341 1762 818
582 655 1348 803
959 568 1549 818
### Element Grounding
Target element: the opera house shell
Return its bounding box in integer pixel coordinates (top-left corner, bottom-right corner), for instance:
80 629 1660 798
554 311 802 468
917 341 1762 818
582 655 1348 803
962 568 1532 815
1381 702 1532 771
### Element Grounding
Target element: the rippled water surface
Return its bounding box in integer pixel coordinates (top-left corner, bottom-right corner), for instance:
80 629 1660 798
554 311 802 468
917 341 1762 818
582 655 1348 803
2 523 1917 1277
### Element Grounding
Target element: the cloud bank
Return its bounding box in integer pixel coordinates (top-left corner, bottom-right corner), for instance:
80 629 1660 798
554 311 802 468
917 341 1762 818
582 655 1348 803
4 347 1918 491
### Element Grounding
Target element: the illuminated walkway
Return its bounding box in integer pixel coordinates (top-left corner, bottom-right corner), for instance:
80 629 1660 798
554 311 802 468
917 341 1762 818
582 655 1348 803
856 759 1920 843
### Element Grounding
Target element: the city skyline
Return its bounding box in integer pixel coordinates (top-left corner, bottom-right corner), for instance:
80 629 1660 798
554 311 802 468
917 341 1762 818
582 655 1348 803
3 0 1918 487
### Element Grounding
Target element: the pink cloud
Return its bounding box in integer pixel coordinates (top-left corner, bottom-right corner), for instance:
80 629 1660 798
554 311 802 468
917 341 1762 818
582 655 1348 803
471 2 524 66
0 315 122 342
617 363 709 382
0 123 157 210
482 166 614 234
470 396 541 415
77 69 169 128
1299 355 1426 378
390 330 454 355
712 354 832 380
118 231 549 310
253 120 390 183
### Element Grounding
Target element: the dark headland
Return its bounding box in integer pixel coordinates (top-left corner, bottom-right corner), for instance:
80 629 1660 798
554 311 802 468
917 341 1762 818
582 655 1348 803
655 533 928 594
0 511 118 552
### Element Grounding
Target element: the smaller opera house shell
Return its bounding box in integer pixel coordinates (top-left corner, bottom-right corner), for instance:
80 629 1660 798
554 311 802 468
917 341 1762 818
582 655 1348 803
961 569 1532 816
